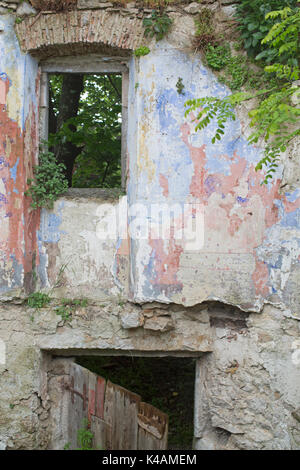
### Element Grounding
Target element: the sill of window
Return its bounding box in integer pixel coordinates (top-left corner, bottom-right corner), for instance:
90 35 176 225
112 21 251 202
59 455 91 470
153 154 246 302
60 187 126 202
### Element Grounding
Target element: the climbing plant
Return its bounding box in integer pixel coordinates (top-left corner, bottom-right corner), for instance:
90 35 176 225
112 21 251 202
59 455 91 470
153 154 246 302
25 149 68 209
185 6 300 183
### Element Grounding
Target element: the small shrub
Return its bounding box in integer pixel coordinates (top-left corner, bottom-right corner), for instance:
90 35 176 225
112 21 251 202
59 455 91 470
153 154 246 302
134 46 150 57
27 292 51 309
205 44 231 70
55 298 88 323
176 77 185 95
193 8 217 51
25 149 68 209
77 419 94 450
143 9 173 41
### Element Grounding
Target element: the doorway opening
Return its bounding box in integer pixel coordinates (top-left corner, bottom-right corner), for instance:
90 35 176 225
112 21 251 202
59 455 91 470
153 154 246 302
75 355 196 450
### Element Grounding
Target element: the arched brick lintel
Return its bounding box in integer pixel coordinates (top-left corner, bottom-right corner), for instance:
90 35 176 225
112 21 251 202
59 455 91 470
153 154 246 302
15 10 145 58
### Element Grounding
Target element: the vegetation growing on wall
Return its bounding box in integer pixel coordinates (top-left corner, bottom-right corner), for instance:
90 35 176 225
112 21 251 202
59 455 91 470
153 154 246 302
186 5 300 183
143 9 173 41
193 8 217 51
234 0 298 62
25 149 68 209
134 46 151 57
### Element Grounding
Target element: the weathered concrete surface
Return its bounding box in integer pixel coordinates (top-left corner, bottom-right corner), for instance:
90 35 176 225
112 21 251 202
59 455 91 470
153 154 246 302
0 300 299 449
37 189 130 301
194 305 300 450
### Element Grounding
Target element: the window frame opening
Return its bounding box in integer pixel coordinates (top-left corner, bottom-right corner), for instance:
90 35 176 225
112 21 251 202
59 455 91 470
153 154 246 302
39 55 129 191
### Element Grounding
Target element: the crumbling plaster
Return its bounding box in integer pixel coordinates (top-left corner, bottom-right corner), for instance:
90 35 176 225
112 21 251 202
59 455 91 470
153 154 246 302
0 1 299 450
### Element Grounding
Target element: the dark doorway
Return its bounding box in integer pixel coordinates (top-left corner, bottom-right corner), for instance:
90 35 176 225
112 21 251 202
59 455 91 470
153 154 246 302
76 356 196 450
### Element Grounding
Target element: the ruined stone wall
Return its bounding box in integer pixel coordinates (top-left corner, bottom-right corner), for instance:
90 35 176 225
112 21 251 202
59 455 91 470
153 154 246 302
0 300 299 450
0 1 299 450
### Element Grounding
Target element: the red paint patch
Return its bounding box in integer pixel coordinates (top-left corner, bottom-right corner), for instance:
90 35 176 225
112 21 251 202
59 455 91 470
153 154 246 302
159 173 169 198
0 75 39 279
252 259 269 296
149 236 183 287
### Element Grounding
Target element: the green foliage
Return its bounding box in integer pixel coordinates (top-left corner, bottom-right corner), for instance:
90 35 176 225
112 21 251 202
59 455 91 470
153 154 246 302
76 419 94 450
27 292 51 309
134 46 150 57
205 44 231 71
176 77 185 95
49 74 122 189
193 8 216 50
55 298 88 323
261 7 300 68
234 0 298 62
186 7 300 183
25 149 68 209
185 96 236 143
205 44 280 92
143 9 173 41
15 17 23 24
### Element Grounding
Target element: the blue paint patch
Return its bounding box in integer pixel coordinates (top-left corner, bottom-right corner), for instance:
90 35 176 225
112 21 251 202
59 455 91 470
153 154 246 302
9 157 19 183
279 208 300 229
285 189 300 203
237 196 248 204
0 193 8 203
38 207 64 243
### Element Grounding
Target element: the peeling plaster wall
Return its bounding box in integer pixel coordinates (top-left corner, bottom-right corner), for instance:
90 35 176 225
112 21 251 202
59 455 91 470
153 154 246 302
0 6 299 451
38 189 130 300
38 42 300 316
0 14 39 299
126 43 300 312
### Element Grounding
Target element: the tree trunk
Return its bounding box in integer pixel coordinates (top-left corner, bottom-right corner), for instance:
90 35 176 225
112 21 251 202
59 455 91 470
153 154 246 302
55 73 84 186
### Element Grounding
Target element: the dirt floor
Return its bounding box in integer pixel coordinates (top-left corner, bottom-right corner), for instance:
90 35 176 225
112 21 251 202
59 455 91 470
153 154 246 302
76 356 195 449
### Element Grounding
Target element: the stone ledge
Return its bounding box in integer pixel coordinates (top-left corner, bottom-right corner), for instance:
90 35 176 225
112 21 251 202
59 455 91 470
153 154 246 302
59 187 124 200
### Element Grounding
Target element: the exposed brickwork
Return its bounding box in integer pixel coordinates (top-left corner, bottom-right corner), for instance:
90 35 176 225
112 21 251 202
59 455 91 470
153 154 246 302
16 10 145 56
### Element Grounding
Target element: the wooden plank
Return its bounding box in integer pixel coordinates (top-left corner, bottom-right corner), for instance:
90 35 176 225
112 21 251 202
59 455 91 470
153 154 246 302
88 371 97 425
113 383 141 450
90 415 111 451
103 380 114 450
104 381 141 450
67 363 89 449
95 375 106 419
137 402 168 450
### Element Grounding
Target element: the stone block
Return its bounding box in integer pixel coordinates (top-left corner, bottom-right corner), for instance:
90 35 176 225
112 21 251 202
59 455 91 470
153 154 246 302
120 310 144 329
144 316 175 332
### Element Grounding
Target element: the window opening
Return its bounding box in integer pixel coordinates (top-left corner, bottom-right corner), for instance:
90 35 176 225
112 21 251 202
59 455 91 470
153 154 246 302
47 72 122 189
